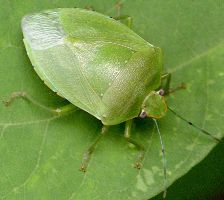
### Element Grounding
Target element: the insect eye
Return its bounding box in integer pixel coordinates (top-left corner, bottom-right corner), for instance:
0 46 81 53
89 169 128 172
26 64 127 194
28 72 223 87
158 89 165 96
139 110 147 118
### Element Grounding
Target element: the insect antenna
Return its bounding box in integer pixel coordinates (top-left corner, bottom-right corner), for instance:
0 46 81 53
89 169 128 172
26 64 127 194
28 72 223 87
168 106 221 143
153 119 167 198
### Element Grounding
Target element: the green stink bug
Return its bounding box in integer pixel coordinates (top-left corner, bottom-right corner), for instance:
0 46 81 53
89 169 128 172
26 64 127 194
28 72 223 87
21 8 164 128
4 7 220 198
20 7 166 169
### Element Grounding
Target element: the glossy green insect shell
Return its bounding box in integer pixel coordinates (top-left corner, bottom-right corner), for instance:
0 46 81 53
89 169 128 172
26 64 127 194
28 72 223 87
21 8 166 125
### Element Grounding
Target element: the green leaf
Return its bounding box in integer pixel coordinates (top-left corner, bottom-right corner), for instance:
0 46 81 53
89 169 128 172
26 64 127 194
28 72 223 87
0 0 223 199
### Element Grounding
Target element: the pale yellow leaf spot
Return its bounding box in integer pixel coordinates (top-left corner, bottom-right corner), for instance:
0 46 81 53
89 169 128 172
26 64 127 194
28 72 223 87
136 174 147 192
143 169 155 186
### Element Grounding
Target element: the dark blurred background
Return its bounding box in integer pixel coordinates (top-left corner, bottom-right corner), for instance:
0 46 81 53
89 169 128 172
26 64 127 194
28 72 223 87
152 140 224 200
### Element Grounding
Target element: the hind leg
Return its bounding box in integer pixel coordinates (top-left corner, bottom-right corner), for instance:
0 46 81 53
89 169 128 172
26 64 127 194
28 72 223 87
3 91 78 115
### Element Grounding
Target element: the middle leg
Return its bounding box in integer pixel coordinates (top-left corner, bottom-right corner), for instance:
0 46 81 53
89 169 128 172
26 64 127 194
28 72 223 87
124 119 145 169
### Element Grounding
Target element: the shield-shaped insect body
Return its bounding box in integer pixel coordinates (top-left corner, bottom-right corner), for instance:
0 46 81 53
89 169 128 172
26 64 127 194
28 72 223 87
21 8 165 126
20 8 170 196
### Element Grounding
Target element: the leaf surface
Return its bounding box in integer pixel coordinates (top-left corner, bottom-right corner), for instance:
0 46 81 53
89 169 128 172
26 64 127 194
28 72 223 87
0 0 223 199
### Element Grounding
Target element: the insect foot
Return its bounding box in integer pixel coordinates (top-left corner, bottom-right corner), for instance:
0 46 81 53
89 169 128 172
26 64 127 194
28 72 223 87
134 150 145 170
3 91 26 107
168 82 187 94
134 162 142 170
79 165 87 173
79 150 91 173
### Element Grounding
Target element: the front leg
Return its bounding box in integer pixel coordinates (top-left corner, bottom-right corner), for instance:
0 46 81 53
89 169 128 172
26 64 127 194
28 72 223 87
161 73 186 95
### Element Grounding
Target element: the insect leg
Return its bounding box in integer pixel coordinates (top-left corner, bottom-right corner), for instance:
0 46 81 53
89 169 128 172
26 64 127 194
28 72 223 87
113 1 133 29
124 119 145 169
80 125 109 172
161 73 186 95
115 0 123 17
54 104 79 116
113 15 133 29
3 91 79 115
84 5 94 10
161 73 171 95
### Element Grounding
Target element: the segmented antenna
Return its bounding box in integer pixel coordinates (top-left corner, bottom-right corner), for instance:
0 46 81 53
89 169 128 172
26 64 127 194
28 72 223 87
153 107 221 198
153 119 167 198
168 106 221 143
